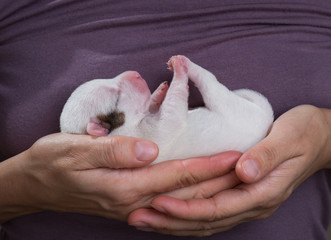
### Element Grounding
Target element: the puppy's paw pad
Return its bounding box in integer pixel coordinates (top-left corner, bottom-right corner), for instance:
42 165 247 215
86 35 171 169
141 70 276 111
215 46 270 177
167 55 188 74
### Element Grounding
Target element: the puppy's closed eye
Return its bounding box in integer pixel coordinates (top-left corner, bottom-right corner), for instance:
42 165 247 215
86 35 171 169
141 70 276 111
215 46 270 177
97 111 125 132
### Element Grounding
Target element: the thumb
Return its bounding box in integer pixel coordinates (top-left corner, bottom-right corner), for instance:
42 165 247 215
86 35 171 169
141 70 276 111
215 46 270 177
235 126 297 183
84 135 159 169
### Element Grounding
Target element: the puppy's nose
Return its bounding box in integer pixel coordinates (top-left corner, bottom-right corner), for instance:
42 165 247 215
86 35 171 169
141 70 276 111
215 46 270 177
120 71 149 94
121 71 142 80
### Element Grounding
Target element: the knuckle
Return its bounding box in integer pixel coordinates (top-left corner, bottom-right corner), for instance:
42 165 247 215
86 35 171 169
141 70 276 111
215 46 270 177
96 199 129 221
267 190 291 208
102 137 118 164
207 198 222 221
176 161 200 188
255 194 275 209
255 190 284 210
97 198 114 212
192 188 209 199
101 136 131 168
115 194 136 208
197 222 213 232
101 189 140 211
212 209 232 222
256 145 278 171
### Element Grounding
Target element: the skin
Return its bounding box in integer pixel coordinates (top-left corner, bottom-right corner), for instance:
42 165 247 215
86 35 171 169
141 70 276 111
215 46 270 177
0 134 241 224
1 105 330 238
128 105 331 236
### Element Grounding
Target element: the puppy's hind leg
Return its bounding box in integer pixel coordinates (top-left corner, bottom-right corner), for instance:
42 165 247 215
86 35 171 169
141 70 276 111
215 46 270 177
177 56 233 112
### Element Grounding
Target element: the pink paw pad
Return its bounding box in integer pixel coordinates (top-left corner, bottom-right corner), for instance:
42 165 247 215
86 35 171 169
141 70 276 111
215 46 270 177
167 55 188 74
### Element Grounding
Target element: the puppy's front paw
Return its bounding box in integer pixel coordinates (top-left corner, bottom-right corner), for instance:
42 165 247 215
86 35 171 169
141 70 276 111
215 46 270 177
167 55 188 74
149 81 169 113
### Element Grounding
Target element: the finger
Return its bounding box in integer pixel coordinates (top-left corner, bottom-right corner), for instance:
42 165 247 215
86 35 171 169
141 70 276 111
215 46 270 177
236 118 304 183
137 151 241 195
165 170 240 200
68 134 159 169
147 185 262 221
128 207 266 236
128 209 233 236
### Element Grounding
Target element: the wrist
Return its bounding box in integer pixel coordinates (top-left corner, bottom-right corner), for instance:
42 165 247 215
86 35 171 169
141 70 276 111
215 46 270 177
0 151 41 223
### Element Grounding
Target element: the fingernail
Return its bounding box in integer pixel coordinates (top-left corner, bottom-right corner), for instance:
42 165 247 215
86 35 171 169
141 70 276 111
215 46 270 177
130 222 154 232
242 159 260 180
131 222 149 228
151 204 167 214
135 141 158 161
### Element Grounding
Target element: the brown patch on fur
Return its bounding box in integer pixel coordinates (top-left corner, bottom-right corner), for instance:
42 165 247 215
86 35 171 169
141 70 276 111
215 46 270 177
97 111 125 132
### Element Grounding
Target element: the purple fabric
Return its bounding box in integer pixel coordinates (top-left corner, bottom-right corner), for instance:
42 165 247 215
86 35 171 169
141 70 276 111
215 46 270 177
1 0 331 239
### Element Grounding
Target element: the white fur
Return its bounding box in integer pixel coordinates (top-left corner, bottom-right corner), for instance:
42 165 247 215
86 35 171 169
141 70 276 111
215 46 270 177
60 56 273 164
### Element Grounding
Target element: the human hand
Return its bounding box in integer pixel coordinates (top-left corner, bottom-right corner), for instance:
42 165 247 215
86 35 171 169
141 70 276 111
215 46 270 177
0 133 240 223
128 105 331 236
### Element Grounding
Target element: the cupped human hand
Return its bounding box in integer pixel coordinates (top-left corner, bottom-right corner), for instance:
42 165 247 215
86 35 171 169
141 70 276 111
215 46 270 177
0 133 240 223
128 105 331 236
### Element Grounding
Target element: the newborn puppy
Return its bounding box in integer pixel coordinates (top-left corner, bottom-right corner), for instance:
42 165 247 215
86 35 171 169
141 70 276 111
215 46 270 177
60 55 273 163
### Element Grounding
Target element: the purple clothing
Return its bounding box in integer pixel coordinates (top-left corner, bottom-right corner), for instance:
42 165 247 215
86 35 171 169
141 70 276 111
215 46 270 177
1 0 331 239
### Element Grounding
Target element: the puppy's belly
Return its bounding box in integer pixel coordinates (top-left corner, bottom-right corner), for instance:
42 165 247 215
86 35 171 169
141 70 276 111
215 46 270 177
154 108 270 163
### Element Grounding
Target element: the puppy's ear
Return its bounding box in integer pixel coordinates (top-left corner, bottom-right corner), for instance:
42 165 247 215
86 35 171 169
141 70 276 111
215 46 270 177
86 111 125 137
87 117 110 136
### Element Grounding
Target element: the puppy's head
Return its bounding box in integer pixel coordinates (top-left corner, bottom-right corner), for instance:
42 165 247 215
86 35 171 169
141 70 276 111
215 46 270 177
60 71 151 136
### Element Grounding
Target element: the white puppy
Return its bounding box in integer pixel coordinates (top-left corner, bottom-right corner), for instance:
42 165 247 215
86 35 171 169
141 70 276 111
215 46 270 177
60 55 273 163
